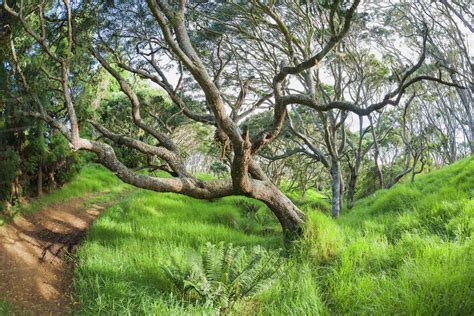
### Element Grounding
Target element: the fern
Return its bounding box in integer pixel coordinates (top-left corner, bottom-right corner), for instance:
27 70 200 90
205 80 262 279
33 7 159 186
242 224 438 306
162 242 283 313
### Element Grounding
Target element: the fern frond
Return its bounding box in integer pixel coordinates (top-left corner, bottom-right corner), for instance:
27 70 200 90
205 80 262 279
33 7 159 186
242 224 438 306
161 242 284 313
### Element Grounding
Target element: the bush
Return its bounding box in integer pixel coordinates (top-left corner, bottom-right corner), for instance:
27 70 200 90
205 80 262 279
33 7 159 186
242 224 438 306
231 198 280 235
163 242 283 313
210 161 229 178
234 199 260 215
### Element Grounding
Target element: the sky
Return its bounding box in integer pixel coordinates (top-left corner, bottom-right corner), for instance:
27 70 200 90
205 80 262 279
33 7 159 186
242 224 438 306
146 0 472 134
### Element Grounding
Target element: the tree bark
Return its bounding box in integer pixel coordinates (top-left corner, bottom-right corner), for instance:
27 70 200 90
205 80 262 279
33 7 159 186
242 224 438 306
347 167 357 209
37 163 43 196
330 161 342 218
339 171 344 211
82 138 306 238
369 116 384 188
250 181 306 239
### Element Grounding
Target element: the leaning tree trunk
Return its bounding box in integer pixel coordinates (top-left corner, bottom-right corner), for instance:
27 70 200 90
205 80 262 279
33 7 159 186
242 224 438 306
251 181 306 240
330 162 342 218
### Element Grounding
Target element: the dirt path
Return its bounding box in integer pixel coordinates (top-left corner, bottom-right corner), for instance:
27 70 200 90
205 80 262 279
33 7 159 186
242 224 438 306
0 192 123 315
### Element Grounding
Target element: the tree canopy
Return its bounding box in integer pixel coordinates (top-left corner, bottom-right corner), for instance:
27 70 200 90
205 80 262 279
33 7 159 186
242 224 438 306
0 0 471 238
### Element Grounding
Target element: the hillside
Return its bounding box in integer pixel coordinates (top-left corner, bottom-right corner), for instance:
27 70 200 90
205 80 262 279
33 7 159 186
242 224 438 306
72 157 473 315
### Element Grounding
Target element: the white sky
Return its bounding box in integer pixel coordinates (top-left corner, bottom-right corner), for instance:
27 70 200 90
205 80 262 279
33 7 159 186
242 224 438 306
148 1 473 133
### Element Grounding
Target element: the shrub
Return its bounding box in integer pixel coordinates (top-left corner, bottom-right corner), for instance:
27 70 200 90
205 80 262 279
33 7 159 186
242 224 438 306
163 242 283 314
210 161 229 178
232 199 279 234
234 199 260 215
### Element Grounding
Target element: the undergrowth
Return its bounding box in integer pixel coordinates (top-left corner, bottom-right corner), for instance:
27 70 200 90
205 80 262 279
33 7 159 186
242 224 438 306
73 157 473 314
0 164 129 226
163 242 283 313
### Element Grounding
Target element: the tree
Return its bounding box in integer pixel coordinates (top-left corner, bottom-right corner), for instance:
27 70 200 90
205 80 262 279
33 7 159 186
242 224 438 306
3 0 462 238
372 0 473 154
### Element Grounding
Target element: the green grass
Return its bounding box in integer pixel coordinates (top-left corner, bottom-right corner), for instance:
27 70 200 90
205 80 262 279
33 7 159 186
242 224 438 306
316 157 474 315
0 164 130 226
0 300 14 315
74 193 283 314
74 157 474 315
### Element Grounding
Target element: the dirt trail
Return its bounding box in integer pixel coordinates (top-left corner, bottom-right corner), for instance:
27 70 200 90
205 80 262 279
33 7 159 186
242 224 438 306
0 192 121 315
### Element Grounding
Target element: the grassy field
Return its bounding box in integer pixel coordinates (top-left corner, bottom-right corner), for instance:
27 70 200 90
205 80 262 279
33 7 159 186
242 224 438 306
73 157 474 315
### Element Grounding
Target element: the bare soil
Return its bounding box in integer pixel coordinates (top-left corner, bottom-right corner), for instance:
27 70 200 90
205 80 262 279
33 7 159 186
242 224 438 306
0 192 118 315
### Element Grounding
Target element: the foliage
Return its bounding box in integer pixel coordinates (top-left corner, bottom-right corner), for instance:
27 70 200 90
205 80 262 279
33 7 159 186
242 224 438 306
74 157 473 315
0 164 129 226
210 161 229 178
0 300 14 315
285 188 331 213
163 242 283 313
46 133 82 185
74 189 281 315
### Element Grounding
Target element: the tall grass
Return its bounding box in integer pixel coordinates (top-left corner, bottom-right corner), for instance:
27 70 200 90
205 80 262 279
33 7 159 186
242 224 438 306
74 157 473 314
317 157 474 314
74 192 284 314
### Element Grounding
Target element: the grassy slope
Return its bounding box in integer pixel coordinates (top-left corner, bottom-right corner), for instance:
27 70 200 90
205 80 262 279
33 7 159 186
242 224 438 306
309 157 474 315
0 164 129 226
74 157 473 315
74 192 283 315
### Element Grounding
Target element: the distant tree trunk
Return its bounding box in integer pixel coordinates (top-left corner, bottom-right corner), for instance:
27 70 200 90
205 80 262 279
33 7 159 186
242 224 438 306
339 172 344 211
410 152 419 184
369 115 384 188
37 163 43 196
330 161 342 218
347 167 357 209
48 171 57 188
449 63 474 155
1 200 12 217
347 115 368 209
469 117 474 155
411 152 425 183
13 175 20 202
